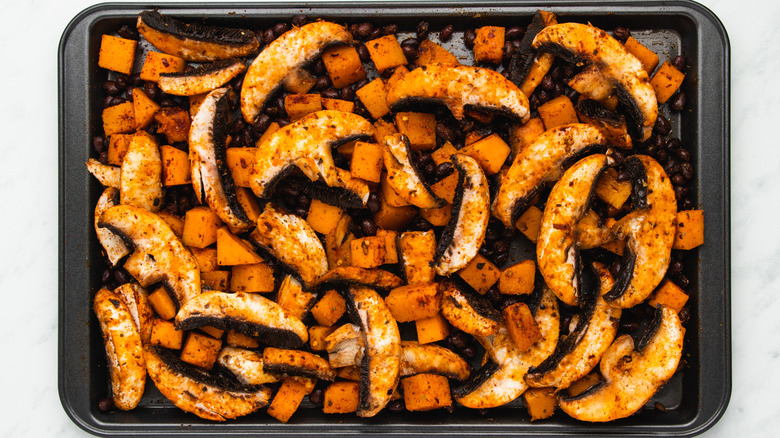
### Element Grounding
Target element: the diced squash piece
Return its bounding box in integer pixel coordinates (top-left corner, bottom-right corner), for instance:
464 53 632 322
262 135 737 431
595 168 632 209
504 302 542 351
524 387 557 421
236 187 262 222
399 230 437 285
430 172 459 204
465 131 487 146
373 119 398 144
520 53 555 97
284 93 323 121
323 381 360 414
416 313 450 344
226 330 260 349
356 78 391 119
624 37 659 73
160 145 191 186
182 207 223 248
459 133 511 175
200 326 224 339
431 142 458 165
148 286 177 320
499 260 536 295
373 196 416 231
132 88 161 130
416 39 459 67
473 26 505 64
376 229 399 264
216 227 263 265
139 51 186 82
538 95 579 130
380 171 411 207
322 45 367 89
402 374 452 411
420 203 452 227
515 205 543 242
509 117 546 155
350 141 383 183
336 366 361 381
395 112 437 151
201 271 229 291
256 121 280 146
365 35 407 72
568 372 601 397
307 199 345 235
673 210 704 250
322 98 355 113
102 102 135 136
226 147 256 188
648 279 690 313
309 325 336 351
350 236 387 269
268 377 309 423
107 134 131 165
230 263 275 293
386 65 410 90
276 275 316 320
336 140 357 158
155 107 190 143
156 211 184 238
651 61 686 104
385 283 441 322
457 254 500 294
189 246 218 272
98 34 137 75
311 289 347 327
180 331 222 370
282 68 317 94
150 318 184 350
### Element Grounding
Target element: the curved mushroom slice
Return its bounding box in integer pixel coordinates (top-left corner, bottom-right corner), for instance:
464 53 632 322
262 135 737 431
137 10 259 62
241 22 352 122
158 58 246 96
86 159 120 188
217 347 281 385
120 131 163 213
314 266 404 291
567 65 615 104
123 249 165 288
114 282 154 344
453 287 559 408
386 64 530 122
346 287 402 417
575 99 632 149
440 281 500 337
145 345 272 421
532 22 658 140
492 124 605 228
190 87 253 232
400 341 470 381
558 305 684 422
98 205 200 306
604 155 676 308
537 154 611 306
248 203 328 288
434 154 490 276
95 188 130 265
262 347 336 381
382 133 446 209
249 110 374 207
525 263 622 389
175 291 309 349
93 288 146 411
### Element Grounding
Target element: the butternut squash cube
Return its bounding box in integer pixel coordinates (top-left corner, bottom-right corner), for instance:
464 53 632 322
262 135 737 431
350 236 387 269
216 227 263 265
102 101 135 136
309 325 336 351
139 51 186 82
399 230 437 285
538 95 579 130
504 302 542 351
648 280 689 313
465 131 486 147
373 119 398 144
416 39 459 67
457 254 500 294
459 133 511 175
226 147 256 188
201 271 229 291
268 377 309 423
284 93 323 121
520 53 555 97
256 121 280 146
350 141 383 183
509 117 546 155
416 313 450 344
148 286 176 320
311 289 347 327
595 168 632 209
373 196 416 230
180 331 222 370
524 387 557 421
235 187 262 222
150 318 183 350
276 275 316 320
385 283 441 322
307 199 345 235
624 37 659 73
182 207 223 248
189 246 218 272
108 133 132 165
132 87 161 129
322 45 367 89
386 65 410 90
420 203 452 227
356 78 391 119
395 112 436 151
402 374 452 411
431 142 458 165
160 145 191 186
98 34 137 75
200 326 224 339
673 210 704 250
323 381 360 414
380 171 411 207
230 263 275 293
376 229 399 264
226 330 260 349
651 61 686 104
157 211 184 238
365 35 407 72
430 172 459 204
154 107 190 143
568 372 601 397
499 259 536 295
336 366 361 381
322 98 355 113
474 26 505 64
282 68 317 94
515 205 543 242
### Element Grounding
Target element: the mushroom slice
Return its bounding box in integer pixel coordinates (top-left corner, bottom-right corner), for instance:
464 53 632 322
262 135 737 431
567 65 616 104
120 131 163 213
98 205 201 306
558 305 684 422
400 341 470 381
382 133 446 209
114 282 154 344
145 345 272 421
507 10 558 87
94 187 130 265
158 58 246 96
123 249 165 288
249 110 374 207
603 155 676 308
492 124 605 228
93 288 146 411
532 22 657 140
314 266 404 291
137 10 259 62
440 281 500 337
175 291 309 349
262 347 336 381
575 99 632 149
537 154 611 306
217 347 281 385
247 203 328 288
386 64 530 122
241 22 352 122
325 323 365 368
453 287 559 408
434 154 490 276
190 87 253 232
86 159 120 188
525 263 621 389
346 287 402 417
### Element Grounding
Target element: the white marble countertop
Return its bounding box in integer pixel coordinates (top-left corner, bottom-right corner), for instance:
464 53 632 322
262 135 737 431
1 0 775 435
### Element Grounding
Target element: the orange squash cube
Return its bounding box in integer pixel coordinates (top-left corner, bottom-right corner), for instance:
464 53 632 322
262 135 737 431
524 387 557 421
651 61 686 104
282 68 317 94
256 121 280 146
323 381 360 414
431 142 458 166
648 280 689 313
200 326 224 339
520 53 555 97
350 236 387 269
376 229 399 264
509 117 546 155
150 318 183 350
415 313 450 344
402 374 452 411
311 289 347 327
160 145 191 186
180 331 222 370
322 98 355 113
284 93 323 121
235 187 262 222
373 119 398 143
399 230 437 285
102 102 135 136
356 78 391 119
385 283 441 322
98 34 137 75
226 147 256 188
474 26 505 64
322 45 367 89
380 171 411 207
268 377 309 423
148 286 177 320
624 37 659 73
568 373 601 397
132 87 161 129
350 141 383 183
182 207 223 248
154 107 190 143
373 196 416 230
395 112 436 151
201 271 229 291
416 39 459 67
538 95 579 130
309 325 336 351
216 227 263 265
365 35 408 72
157 211 184 238
419 203 452 227
386 65 410 90
499 260 536 295
276 275 316 320
226 330 260 349
107 133 132 165
230 263 275 293
595 168 632 209
459 133 511 175
430 172 459 204
515 205 543 242
307 199 345 234
139 51 186 82
457 254 500 294
504 302 542 351
673 210 704 250
189 246 218 272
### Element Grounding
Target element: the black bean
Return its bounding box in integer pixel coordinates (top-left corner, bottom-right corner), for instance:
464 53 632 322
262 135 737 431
313 59 326 76
356 22 374 38
402 44 418 60
130 72 143 87
682 198 694 210
295 207 308 217
159 98 176 108
669 259 684 274
493 240 510 254
367 192 381 214
253 114 272 135
314 76 331 90
655 149 668 164
340 87 355 101
678 307 691 324
354 78 370 90
263 28 276 45
103 80 120 95
503 41 515 61
540 75 554 91
562 65 577 80
655 115 671 135
506 26 525 40
463 29 477 48
297 193 312 209
615 170 630 183
434 161 454 179
549 66 562 82
361 217 378 236
292 14 307 27
553 82 564 97
416 21 430 40
681 162 693 180
672 173 686 186
538 90 550 104
229 119 246 134
357 44 370 62
460 345 477 359
565 88 580 102
611 150 626 162
666 137 681 150
383 24 399 35
479 246 493 257
117 24 139 40
613 26 631 42
676 148 691 162
486 287 501 305
273 22 290 37
264 105 279 117
369 28 384 41
654 134 666 150
674 185 689 200
113 269 130 284
674 273 690 288
435 124 455 144
670 92 686 112
449 332 468 349
610 259 622 279
101 269 112 284
321 88 340 99
387 399 405 412
98 397 114 412
115 75 129 90
501 296 521 309
424 162 436 176
440 24 455 42
308 388 324 405
349 23 360 36
672 55 686 72
93 136 106 154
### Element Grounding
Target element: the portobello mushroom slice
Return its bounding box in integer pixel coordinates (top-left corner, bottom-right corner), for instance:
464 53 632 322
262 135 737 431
158 58 246 96
532 22 658 140
123 249 165 288
492 123 605 228
575 99 632 149
247 203 328 288
93 288 146 411
249 110 374 207
440 281 501 337
507 10 558 87
537 154 611 306
525 263 621 389
113 282 154 344
241 21 352 122
382 133 446 209
314 266 404 291
386 64 530 122
94 187 130 265
137 10 259 62
145 345 272 421
262 347 336 381
175 291 308 349
98 205 201 306
400 341 470 381
557 305 684 422
603 155 676 308
86 159 120 188
120 131 163 213
190 87 253 232
434 154 490 276
217 346 281 385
